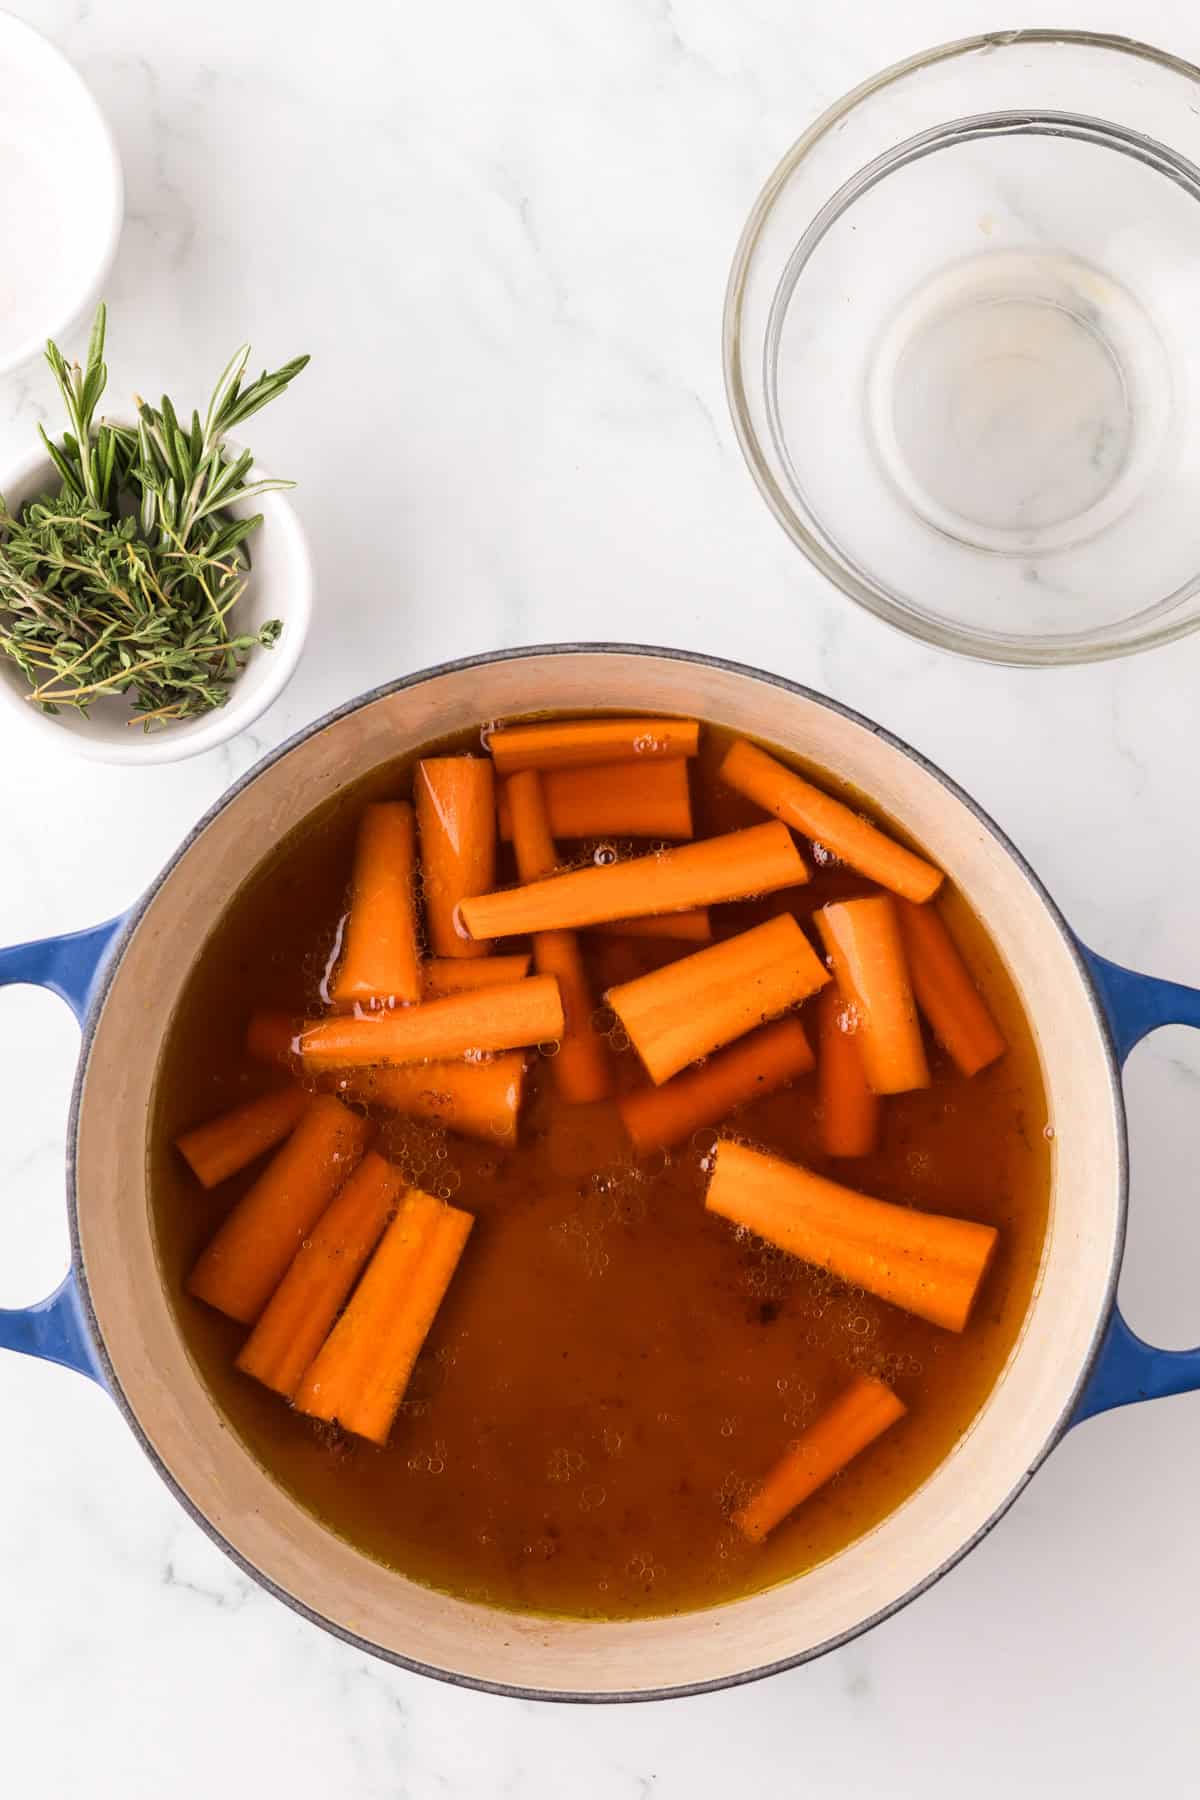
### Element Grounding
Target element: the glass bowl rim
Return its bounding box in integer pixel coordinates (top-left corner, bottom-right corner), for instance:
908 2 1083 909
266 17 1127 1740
722 28 1200 667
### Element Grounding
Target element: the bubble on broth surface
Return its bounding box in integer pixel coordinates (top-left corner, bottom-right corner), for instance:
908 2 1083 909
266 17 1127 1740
640 1147 672 1178
407 1440 447 1476
716 1471 753 1517
626 1550 662 1585
547 1447 585 1484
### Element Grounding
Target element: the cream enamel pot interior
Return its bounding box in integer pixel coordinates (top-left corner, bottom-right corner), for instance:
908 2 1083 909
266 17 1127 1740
3 645 1200 1703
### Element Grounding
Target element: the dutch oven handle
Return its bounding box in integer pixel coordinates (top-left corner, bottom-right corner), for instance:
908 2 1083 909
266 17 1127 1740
0 917 126 1385
1074 946 1200 1422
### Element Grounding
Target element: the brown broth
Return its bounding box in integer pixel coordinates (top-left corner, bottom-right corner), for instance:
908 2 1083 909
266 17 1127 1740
149 722 1051 1620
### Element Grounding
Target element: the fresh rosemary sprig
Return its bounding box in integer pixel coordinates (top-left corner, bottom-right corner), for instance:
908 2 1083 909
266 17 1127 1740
0 305 308 727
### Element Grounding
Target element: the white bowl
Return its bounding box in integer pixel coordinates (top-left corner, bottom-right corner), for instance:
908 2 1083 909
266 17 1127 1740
0 439 313 764
0 12 123 377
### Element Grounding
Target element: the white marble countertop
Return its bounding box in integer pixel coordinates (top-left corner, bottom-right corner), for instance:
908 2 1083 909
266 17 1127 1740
4 0 1200 1791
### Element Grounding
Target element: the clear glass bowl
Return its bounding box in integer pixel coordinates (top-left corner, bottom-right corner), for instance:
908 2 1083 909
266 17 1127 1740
724 32 1200 664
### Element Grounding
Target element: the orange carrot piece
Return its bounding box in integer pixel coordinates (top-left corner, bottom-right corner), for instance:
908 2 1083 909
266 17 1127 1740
459 821 808 942
733 1375 907 1542
187 1095 372 1325
415 756 496 958
897 901 1006 1078
176 1086 309 1189
531 931 612 1103
606 914 828 1086
618 1017 814 1154
299 977 563 1071
816 896 930 1096
488 716 699 775
588 910 712 943
505 770 559 884
295 1190 474 1444
246 1009 300 1069
236 1150 405 1399
720 738 943 903
335 1053 527 1147
706 1139 997 1331
497 759 693 841
816 983 880 1159
421 954 531 998
507 770 611 1103
331 802 421 1007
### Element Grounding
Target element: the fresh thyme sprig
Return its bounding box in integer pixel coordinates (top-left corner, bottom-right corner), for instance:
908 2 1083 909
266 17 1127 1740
0 305 309 727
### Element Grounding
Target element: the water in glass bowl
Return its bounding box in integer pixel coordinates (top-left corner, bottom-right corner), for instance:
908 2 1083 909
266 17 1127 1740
727 34 1200 661
766 122 1200 646
869 247 1172 557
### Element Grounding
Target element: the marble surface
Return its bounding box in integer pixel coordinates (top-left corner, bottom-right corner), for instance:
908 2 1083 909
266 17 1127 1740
4 0 1200 1791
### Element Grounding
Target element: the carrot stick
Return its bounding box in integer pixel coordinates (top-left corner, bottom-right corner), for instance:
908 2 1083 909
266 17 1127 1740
299 977 563 1071
187 1095 372 1324
335 1053 527 1148
246 1009 300 1069
459 821 808 942
719 739 943 903
415 756 496 958
606 914 828 1085
587 910 712 943
421 954 531 998
531 931 612 1103
816 983 880 1159
331 802 422 1007
816 896 930 1095
236 1150 405 1399
295 1190 474 1444
507 770 611 1103
505 770 559 884
497 760 694 840
488 716 699 775
705 1139 997 1331
733 1375 907 1542
176 1086 309 1189
618 1018 814 1154
897 901 1006 1078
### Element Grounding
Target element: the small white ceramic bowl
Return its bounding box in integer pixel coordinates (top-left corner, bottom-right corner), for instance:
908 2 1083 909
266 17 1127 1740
0 438 313 764
0 13 123 378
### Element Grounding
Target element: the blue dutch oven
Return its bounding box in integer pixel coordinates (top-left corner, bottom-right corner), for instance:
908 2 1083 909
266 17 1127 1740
1 647 1197 1700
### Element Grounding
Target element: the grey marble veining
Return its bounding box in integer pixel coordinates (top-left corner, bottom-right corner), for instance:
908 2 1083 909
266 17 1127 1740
3 0 1200 1793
